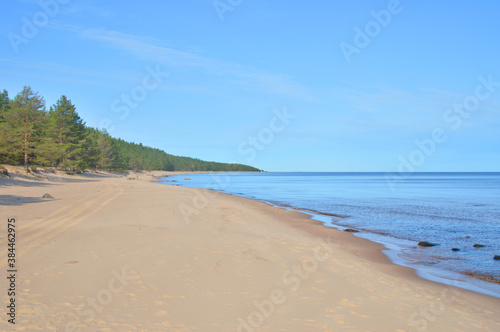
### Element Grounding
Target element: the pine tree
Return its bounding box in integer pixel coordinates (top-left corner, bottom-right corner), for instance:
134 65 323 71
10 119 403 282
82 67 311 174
0 90 12 163
2 87 46 170
83 127 103 171
35 122 59 167
129 155 143 172
0 87 261 172
0 89 10 124
96 129 113 170
47 96 86 170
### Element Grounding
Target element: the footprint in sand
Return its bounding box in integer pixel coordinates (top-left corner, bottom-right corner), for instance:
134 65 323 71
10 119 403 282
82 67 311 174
46 271 63 277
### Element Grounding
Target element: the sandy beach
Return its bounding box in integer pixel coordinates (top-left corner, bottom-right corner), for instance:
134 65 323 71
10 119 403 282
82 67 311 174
1 169 499 331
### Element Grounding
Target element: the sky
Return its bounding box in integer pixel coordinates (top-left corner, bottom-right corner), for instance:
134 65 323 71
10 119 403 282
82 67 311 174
1 0 499 172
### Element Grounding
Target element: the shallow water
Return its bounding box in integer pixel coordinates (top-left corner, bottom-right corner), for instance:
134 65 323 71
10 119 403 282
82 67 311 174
161 172 500 297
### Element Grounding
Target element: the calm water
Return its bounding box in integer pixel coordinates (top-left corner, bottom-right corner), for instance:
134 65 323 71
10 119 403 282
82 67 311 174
161 172 500 296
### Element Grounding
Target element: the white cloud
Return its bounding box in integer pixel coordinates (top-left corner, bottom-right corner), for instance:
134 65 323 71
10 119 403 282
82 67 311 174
80 28 318 102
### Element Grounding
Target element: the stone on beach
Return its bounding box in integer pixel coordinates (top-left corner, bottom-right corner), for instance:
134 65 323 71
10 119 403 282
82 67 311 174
127 173 138 180
418 241 438 247
42 193 54 199
344 228 360 233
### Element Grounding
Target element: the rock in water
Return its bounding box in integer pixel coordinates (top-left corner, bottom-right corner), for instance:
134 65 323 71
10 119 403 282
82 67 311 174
344 228 359 233
451 248 460 252
473 244 486 248
494 256 500 260
42 193 54 199
184 178 191 180
418 241 438 247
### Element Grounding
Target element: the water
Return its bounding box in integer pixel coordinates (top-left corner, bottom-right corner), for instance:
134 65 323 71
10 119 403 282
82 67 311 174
160 172 500 297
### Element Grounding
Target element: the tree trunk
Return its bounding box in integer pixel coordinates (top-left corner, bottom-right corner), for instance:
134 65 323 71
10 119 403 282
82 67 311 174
24 132 28 171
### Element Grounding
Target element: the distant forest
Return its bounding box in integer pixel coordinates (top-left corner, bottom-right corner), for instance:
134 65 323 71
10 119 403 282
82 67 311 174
0 86 260 173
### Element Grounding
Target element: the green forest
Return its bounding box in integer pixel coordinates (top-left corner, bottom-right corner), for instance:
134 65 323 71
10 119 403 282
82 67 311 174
0 86 260 173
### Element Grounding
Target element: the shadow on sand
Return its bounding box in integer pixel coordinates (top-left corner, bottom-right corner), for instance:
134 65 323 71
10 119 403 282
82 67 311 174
0 195 52 206
0 171 117 188
0 177 54 188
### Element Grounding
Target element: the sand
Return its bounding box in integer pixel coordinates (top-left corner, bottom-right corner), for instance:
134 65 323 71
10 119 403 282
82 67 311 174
0 168 499 331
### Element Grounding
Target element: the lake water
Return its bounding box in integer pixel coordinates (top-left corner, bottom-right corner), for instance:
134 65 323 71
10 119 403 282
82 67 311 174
160 172 500 297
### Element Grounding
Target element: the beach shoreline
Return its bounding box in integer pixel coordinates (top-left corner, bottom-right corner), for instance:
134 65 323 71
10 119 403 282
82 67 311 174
1 168 499 331
162 171 500 298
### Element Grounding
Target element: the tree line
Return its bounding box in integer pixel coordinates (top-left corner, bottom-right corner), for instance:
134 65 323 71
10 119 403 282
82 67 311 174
0 86 260 173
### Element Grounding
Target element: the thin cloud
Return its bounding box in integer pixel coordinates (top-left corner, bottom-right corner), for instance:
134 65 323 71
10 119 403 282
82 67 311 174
327 85 500 135
1 58 119 79
330 86 420 114
80 28 318 102
0 58 128 89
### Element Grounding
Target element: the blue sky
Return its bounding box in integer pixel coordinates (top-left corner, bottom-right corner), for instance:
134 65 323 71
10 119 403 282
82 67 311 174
1 0 499 171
